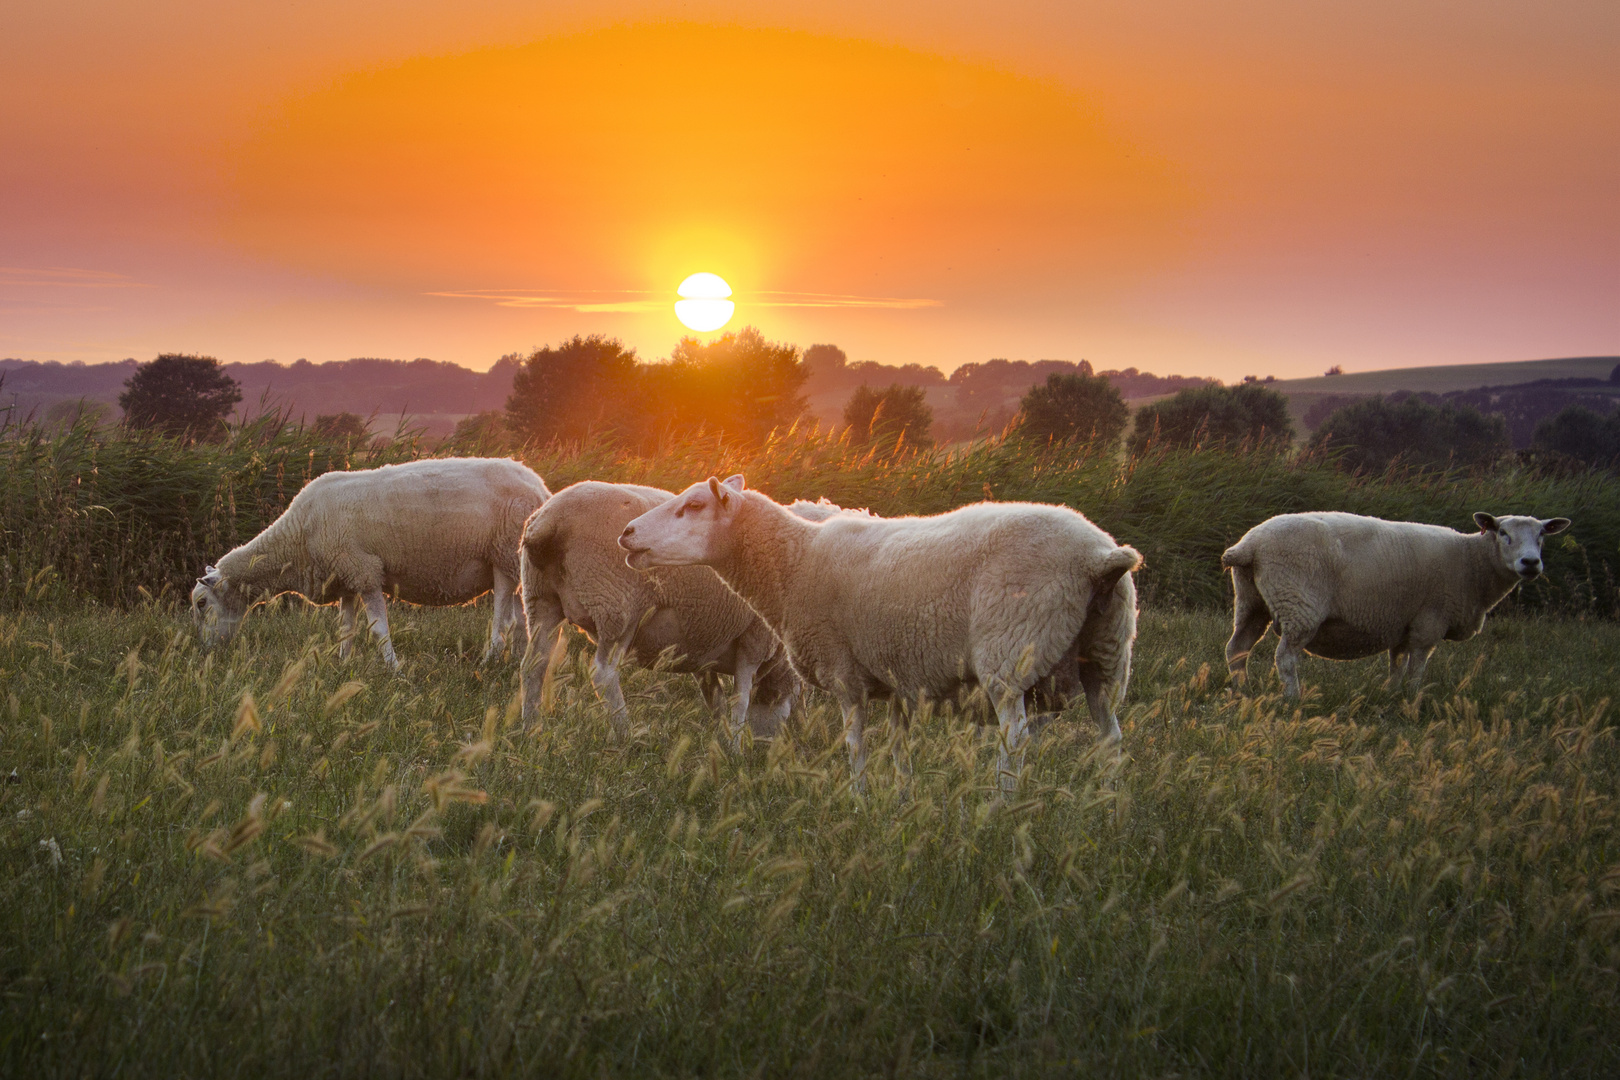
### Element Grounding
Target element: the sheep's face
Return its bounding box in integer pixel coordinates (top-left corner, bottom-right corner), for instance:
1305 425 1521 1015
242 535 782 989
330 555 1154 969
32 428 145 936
1474 513 1571 581
190 566 247 648
619 475 745 570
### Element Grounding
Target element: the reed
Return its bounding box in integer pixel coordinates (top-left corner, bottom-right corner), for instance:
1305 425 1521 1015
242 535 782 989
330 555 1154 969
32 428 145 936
5 419 1617 616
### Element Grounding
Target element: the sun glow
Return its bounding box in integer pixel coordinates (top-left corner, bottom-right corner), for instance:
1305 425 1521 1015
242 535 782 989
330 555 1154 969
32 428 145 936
674 272 735 332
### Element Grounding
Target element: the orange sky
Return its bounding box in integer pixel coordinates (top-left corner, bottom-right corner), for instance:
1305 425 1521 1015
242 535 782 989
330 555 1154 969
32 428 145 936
2 1 1615 379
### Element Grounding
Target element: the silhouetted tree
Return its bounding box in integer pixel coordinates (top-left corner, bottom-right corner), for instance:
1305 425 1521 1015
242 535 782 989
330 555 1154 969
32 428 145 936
802 343 848 382
1307 393 1509 473
312 412 368 441
647 327 807 446
1128 383 1293 455
1016 370 1129 451
505 335 641 447
118 353 242 440
843 384 933 450
1532 405 1620 470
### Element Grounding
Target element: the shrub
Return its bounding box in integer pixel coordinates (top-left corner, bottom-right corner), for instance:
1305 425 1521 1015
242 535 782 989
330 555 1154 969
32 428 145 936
843 384 933 450
1015 370 1129 451
648 327 808 447
118 354 242 441
1308 393 1509 473
311 412 368 441
1532 405 1620 471
505 335 643 448
1128 383 1293 455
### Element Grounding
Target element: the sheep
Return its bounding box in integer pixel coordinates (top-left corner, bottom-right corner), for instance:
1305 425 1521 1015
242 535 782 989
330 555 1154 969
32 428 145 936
518 482 865 740
1221 511 1571 699
618 475 1141 792
190 457 550 669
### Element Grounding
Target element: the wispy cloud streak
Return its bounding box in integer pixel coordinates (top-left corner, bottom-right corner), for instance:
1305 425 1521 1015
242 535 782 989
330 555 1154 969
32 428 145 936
0 268 151 289
427 289 941 312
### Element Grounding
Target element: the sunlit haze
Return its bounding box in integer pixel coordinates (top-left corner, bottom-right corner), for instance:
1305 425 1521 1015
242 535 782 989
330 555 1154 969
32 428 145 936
2 2 1614 378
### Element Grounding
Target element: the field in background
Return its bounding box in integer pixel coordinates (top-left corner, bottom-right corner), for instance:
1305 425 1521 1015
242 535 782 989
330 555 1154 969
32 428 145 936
5 419 1618 618
1 601 1615 1076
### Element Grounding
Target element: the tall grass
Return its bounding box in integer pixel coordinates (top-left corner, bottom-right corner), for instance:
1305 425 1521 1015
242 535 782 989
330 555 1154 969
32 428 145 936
0 414 421 609
9 416 1612 616
0 603 1614 1075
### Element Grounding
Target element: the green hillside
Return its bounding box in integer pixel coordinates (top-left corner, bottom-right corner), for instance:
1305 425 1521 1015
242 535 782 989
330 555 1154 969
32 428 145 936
1275 355 1617 395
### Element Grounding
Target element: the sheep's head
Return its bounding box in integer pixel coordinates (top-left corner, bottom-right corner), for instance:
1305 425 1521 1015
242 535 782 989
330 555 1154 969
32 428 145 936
190 565 247 648
1473 513 1571 581
619 474 745 570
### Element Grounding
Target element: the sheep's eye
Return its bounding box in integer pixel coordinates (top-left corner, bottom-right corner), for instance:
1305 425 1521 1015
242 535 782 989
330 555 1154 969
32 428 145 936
686 500 704 513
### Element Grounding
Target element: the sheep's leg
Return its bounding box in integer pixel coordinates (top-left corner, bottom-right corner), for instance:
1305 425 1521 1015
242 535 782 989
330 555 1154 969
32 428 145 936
727 658 760 752
698 671 726 715
1226 568 1272 690
1078 660 1123 743
519 599 564 722
1387 647 1408 689
591 639 631 738
483 566 516 663
338 594 359 660
359 589 399 672
890 705 914 797
995 687 1031 794
1273 632 1305 700
840 700 868 795
1403 644 1438 696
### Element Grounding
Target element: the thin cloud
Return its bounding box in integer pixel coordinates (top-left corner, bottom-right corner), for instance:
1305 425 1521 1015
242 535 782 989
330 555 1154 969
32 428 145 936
428 289 941 312
0 267 151 289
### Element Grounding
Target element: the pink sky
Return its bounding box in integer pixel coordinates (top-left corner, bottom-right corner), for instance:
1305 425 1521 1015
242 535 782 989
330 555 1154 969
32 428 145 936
2 1 1614 379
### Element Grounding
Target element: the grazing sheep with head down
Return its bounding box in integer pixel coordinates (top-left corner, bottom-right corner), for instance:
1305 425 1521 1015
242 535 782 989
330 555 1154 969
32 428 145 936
1221 511 1571 699
518 483 863 739
190 457 550 668
618 476 1141 792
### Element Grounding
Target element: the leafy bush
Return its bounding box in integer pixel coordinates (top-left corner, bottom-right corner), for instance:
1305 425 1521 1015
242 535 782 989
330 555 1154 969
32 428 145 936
843 384 933 449
1308 393 1509 473
1015 370 1129 451
1533 405 1620 471
504 335 643 448
311 412 369 441
1127 383 1293 455
118 354 243 441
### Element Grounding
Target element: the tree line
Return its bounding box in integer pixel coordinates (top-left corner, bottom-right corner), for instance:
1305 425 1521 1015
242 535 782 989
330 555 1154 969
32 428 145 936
93 344 1620 476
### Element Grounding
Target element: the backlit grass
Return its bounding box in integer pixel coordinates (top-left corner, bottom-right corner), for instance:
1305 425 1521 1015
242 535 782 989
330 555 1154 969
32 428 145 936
1 601 1615 1076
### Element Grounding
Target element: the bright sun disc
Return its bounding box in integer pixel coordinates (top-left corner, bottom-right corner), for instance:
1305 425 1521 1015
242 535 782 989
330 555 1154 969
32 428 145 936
675 272 735 331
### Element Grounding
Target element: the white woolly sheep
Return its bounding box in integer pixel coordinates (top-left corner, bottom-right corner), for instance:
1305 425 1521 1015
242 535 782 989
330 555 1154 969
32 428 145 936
519 482 864 740
191 458 550 669
618 476 1141 791
1221 511 1571 699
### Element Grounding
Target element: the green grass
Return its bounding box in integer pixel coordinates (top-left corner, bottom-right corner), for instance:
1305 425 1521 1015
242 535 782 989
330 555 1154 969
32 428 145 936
1 600 1615 1076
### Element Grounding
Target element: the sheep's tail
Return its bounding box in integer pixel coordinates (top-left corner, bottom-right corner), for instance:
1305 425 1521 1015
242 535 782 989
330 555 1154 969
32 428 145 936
520 507 561 573
1220 538 1254 570
1094 545 1143 595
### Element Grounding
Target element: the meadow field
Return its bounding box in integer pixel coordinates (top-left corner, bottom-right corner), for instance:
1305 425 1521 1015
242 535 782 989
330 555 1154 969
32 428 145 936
0 600 1615 1077
1 421 1618 1076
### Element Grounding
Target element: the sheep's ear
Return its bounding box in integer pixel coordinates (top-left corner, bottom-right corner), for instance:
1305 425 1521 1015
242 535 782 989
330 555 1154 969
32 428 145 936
721 474 746 493
1542 517 1571 535
1473 512 1499 533
707 476 728 506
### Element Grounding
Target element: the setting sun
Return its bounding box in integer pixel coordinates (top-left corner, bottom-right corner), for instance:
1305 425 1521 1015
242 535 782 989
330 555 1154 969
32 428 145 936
674 272 735 332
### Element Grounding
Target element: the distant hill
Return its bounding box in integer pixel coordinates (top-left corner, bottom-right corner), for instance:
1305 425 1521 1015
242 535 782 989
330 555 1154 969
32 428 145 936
1274 356 1620 447
6 351 1616 447
1 355 521 438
